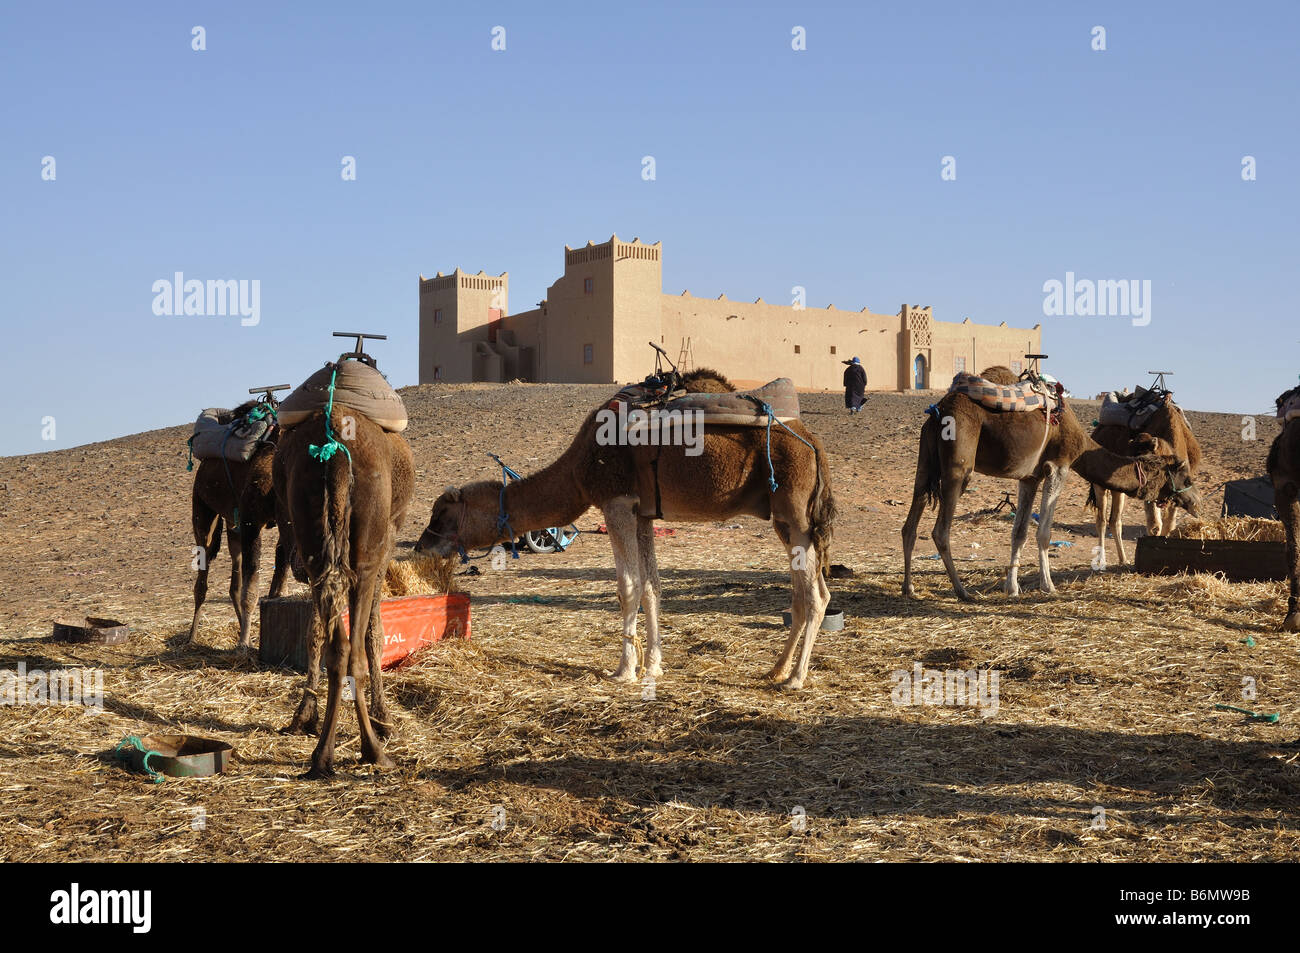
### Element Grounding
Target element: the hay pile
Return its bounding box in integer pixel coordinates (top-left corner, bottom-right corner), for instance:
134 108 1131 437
1168 516 1285 543
382 554 459 597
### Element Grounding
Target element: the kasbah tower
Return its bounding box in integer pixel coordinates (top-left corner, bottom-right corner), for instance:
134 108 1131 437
418 235 1041 391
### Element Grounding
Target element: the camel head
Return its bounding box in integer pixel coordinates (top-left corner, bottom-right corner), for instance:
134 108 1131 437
414 482 503 557
1127 433 1200 516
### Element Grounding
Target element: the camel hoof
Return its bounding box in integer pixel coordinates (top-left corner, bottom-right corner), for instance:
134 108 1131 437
371 718 394 741
301 765 335 781
765 665 792 682
779 676 805 691
364 752 396 771
609 668 638 684
955 589 976 603
1283 613 1300 633
282 716 320 737
643 663 664 679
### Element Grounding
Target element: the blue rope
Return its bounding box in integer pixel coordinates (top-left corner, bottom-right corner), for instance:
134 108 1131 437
745 398 816 493
487 453 520 559
308 364 353 465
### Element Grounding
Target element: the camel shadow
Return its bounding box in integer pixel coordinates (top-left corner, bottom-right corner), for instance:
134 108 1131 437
421 710 1300 827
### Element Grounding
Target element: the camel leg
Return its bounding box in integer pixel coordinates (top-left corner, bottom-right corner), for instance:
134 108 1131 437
1004 478 1039 597
782 536 829 691
227 526 245 641
1160 501 1178 536
347 575 393 768
636 515 663 679
901 420 938 598
767 521 804 682
284 610 322 735
1278 484 1300 632
267 537 289 599
1111 492 1128 565
367 532 395 740
305 602 348 778
1145 501 1164 537
237 524 262 650
1092 486 1109 571
188 504 222 643
603 500 642 682
933 466 973 601
1033 464 1069 594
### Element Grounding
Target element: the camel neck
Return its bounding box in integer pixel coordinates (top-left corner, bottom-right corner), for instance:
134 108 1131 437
498 463 590 533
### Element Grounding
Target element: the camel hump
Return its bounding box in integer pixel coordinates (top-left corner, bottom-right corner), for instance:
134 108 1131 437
979 365 1018 386
279 359 408 433
681 368 735 392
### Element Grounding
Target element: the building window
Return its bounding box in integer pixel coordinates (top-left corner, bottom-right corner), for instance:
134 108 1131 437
954 356 966 373
433 365 442 381
1010 360 1021 374
583 344 593 364
794 345 801 354
434 308 443 325
830 346 837 355
584 277 594 295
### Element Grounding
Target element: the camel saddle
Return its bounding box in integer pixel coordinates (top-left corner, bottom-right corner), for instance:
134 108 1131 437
1098 386 1168 428
608 377 801 427
190 406 274 462
278 358 408 433
607 378 801 519
949 372 1063 416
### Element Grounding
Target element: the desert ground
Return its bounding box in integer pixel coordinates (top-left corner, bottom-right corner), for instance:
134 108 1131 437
0 382 1296 861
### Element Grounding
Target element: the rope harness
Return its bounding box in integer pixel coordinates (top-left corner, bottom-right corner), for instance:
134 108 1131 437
308 362 353 465
745 397 817 492
488 453 522 560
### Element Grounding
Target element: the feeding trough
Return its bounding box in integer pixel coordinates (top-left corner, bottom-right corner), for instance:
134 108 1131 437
51 617 130 645
1134 535 1287 582
115 734 234 782
259 593 471 672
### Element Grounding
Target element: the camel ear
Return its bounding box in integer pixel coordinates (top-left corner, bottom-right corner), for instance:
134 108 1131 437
443 486 460 504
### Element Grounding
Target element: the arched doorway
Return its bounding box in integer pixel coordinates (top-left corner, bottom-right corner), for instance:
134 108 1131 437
914 354 927 390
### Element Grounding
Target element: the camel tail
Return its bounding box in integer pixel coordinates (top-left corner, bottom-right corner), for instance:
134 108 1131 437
1084 483 1098 511
311 432 356 648
916 415 942 509
808 440 837 578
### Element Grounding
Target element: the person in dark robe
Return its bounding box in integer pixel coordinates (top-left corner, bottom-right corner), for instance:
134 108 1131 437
843 356 866 413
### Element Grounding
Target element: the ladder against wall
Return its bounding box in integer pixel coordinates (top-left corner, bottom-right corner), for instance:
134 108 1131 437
677 337 695 373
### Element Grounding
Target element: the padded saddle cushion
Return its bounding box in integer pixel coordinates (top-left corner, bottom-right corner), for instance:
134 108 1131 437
278 359 408 433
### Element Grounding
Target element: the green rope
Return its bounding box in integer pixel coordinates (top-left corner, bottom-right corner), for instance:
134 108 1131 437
114 735 165 783
185 435 195 472
308 364 352 464
1214 704 1280 723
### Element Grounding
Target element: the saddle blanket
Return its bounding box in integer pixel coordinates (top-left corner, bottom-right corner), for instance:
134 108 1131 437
1098 386 1166 428
607 377 800 429
190 407 272 462
279 358 408 433
949 373 1057 413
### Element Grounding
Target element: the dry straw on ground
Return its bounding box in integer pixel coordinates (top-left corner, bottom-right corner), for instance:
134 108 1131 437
1169 516 1286 543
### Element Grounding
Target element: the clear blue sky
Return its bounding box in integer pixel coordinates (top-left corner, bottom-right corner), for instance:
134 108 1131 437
3 1 1297 456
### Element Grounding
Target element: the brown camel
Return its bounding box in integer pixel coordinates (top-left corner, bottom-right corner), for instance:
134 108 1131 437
415 369 837 690
902 366 1194 600
1268 386 1300 631
188 400 289 648
274 404 414 777
1088 397 1202 567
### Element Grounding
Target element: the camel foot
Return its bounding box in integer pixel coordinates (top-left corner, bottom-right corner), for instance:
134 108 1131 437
371 715 394 741
362 750 395 770
902 583 917 598
779 675 805 691
1038 583 1057 596
282 713 320 736
1283 613 1300 633
765 663 793 682
610 667 638 684
955 587 976 603
643 662 664 679
301 764 335 781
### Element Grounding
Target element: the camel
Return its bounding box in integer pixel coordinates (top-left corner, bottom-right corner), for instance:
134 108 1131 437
414 369 837 690
188 400 289 649
274 404 414 777
1268 386 1300 632
1087 396 1202 567
902 366 1198 600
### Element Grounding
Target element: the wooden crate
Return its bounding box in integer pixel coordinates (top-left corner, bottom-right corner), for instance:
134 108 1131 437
259 593 470 672
1133 536 1289 582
